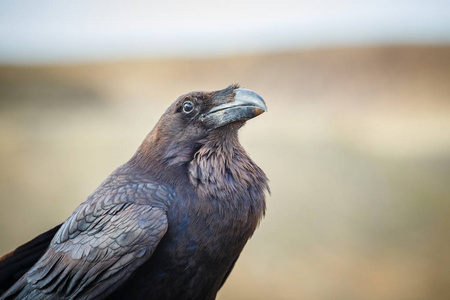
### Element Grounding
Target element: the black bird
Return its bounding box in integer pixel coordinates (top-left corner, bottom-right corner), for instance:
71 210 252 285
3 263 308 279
0 85 269 300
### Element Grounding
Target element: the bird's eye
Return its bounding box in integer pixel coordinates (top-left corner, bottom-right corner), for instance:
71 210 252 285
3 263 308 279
182 101 194 114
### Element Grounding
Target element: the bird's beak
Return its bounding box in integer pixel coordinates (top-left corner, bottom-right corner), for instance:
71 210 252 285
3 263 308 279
200 88 267 129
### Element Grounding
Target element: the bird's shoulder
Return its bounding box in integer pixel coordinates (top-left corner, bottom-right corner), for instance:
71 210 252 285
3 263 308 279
55 166 174 245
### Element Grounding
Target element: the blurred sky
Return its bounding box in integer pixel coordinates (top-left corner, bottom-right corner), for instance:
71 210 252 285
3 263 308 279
0 0 450 64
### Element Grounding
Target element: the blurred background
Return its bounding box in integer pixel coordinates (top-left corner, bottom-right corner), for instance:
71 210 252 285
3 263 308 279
1 1 450 299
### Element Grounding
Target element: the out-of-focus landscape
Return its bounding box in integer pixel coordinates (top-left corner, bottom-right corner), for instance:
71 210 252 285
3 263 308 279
1 45 449 299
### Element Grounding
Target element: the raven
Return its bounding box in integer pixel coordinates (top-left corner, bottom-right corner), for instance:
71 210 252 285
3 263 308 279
0 85 269 300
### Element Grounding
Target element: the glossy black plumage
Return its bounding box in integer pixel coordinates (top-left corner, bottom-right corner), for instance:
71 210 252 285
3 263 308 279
0 85 269 300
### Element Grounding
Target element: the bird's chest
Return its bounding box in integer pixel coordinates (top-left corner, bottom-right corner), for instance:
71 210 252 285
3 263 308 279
169 192 258 261
149 197 257 299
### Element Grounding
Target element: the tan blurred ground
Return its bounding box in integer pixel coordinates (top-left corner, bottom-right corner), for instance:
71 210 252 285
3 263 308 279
1 46 450 300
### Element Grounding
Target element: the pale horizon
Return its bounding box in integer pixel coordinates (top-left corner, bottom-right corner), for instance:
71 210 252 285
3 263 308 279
1 0 449 64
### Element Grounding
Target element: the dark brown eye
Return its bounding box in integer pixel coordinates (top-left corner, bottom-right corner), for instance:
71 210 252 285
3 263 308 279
182 101 194 113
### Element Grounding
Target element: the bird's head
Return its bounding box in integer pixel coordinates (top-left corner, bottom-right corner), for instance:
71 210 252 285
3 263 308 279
131 85 267 180
156 84 266 138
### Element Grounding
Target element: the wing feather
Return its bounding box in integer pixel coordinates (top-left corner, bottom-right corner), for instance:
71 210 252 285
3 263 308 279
1 181 171 300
